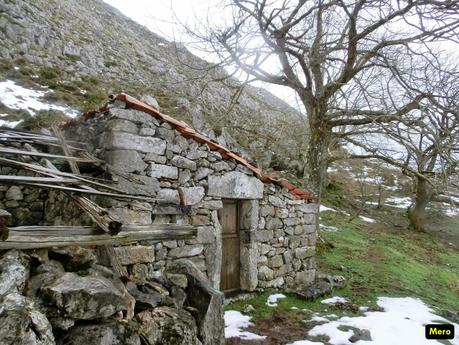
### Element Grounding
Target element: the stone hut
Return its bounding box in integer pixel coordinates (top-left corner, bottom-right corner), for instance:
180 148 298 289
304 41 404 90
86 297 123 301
63 93 318 293
1 93 318 294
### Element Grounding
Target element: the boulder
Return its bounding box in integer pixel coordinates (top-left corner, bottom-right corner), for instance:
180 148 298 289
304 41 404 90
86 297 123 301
0 292 55 345
168 259 225 345
41 272 134 320
26 260 64 297
49 246 97 271
137 306 202 345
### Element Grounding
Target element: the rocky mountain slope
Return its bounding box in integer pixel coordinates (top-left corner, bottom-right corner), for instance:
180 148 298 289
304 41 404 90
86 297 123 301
0 0 308 177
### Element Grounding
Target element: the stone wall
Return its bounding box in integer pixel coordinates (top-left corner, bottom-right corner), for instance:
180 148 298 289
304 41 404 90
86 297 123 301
257 187 317 288
0 166 48 226
0 99 318 293
63 99 317 291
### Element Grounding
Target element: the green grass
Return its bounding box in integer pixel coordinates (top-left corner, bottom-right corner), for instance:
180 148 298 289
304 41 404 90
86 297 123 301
225 291 340 320
316 211 459 312
227 210 459 320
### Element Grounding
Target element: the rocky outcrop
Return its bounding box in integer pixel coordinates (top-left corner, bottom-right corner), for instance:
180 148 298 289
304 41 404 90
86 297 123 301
0 249 225 345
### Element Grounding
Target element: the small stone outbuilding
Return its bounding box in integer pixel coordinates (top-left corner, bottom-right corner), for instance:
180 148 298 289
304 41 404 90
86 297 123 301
64 93 318 292
1 93 318 294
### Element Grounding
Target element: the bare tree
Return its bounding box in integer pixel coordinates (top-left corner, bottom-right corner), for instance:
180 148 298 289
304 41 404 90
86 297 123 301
187 0 459 199
340 64 459 231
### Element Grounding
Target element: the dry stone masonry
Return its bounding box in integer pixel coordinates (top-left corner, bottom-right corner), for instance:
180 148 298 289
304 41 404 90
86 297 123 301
0 96 318 344
63 98 318 290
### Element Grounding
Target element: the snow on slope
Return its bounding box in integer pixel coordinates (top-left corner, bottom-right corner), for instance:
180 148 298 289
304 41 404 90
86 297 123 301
0 80 78 127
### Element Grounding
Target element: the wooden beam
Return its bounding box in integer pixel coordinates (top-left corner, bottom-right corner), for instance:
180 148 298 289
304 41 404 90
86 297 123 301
19 182 156 202
0 147 98 163
0 225 196 249
0 175 79 184
0 157 124 194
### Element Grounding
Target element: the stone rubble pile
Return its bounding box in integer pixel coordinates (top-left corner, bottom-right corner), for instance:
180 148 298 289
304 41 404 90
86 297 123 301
0 249 224 345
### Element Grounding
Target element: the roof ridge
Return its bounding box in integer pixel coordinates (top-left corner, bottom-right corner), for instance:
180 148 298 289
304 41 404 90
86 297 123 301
83 93 313 203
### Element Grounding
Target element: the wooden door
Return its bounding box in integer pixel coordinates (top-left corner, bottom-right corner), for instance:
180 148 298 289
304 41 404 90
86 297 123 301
219 200 240 292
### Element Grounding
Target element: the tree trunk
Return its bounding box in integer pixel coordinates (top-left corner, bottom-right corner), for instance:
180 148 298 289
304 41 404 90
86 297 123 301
304 106 332 201
408 177 432 232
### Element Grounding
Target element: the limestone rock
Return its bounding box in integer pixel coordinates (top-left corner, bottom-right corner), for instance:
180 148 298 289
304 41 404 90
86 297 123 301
171 156 197 171
109 108 155 124
116 175 160 196
208 172 263 199
0 293 55 345
158 188 180 204
0 250 30 298
140 94 160 110
49 246 97 271
180 187 205 205
295 247 315 259
106 119 138 133
295 270 315 285
258 266 274 281
349 329 372 343
126 281 164 311
168 244 204 258
41 272 134 320
104 131 166 154
168 259 225 345
6 186 23 201
104 149 146 173
195 167 211 180
61 322 140 345
137 306 202 345
149 163 178 179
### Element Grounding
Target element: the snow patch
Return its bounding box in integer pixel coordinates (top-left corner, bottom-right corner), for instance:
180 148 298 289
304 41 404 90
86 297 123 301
288 340 324 345
266 293 286 307
359 215 376 223
319 224 339 232
320 205 336 212
444 207 459 217
309 315 330 322
0 80 78 124
321 296 348 305
301 297 459 345
224 310 266 340
385 196 412 208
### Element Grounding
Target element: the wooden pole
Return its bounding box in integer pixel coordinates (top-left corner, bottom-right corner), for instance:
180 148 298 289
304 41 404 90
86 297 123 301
0 225 196 249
